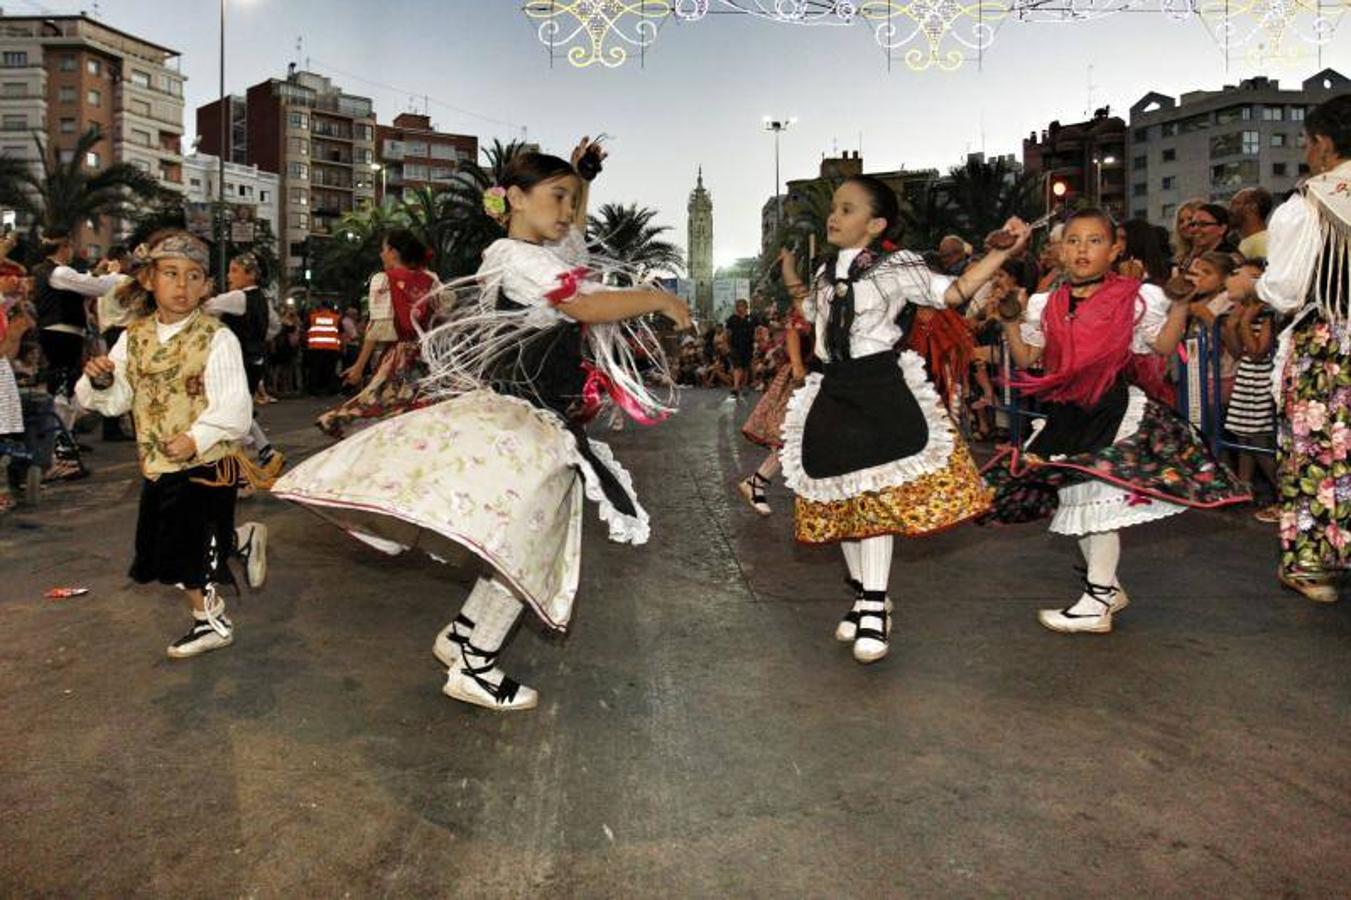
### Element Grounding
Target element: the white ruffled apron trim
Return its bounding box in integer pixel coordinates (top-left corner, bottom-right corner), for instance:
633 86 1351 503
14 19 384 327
1048 386 1185 535
780 350 958 503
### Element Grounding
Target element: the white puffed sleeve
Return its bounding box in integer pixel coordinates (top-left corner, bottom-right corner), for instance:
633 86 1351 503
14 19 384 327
1256 192 1321 315
1020 292 1050 349
367 272 393 320
1131 284 1172 354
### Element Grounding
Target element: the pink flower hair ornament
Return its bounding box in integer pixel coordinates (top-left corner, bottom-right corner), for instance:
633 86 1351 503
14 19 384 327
483 186 508 225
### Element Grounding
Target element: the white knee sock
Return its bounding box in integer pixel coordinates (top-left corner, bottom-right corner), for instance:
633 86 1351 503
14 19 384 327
1069 531 1121 614
859 535 894 593
756 450 781 480
841 540 862 584
457 577 496 625
247 419 270 452
466 578 523 654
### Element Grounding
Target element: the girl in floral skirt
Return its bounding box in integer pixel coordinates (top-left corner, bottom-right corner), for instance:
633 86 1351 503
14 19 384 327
778 176 1026 664
273 140 692 711
984 209 1249 634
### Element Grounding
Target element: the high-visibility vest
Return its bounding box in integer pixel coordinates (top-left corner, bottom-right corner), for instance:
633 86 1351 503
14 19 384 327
307 309 342 351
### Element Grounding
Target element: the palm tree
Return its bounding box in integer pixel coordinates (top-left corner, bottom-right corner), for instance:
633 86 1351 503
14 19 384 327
312 202 408 300
436 138 532 277
934 156 1041 245
586 202 683 285
0 126 172 244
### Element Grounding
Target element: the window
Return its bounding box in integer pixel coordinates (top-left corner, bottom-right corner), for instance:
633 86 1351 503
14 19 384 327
1162 203 1177 219
289 137 308 156
1299 163 1310 175
1161 176 1176 191
131 128 151 147
130 70 151 88
1296 132 1306 148
1162 148 1176 162
58 86 76 103
58 149 74 163
355 148 372 164
260 189 271 203
164 77 181 97
1242 130 1259 155
58 55 76 72
295 212 309 230
1132 183 1147 197
131 159 151 172
86 150 100 168
238 183 252 197
406 140 429 157
288 162 308 179
288 112 308 130
87 89 101 107
1134 127 1150 142
2 82 23 98
1 114 26 131
2 52 28 68
1261 105 1284 121
1132 209 1147 220
2 145 25 157
1270 133 1287 148
355 123 373 142
431 166 455 181
290 187 308 205
86 59 101 76
1132 155 1147 170
130 99 151 117
1291 106 1306 122
1161 122 1177 137
430 143 457 160
1215 105 1252 125
1211 159 1259 190
189 177 202 188
1273 162 1288 177
59 117 75 134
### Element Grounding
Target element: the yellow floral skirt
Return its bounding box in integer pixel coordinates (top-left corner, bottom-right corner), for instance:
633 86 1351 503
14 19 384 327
794 441 993 544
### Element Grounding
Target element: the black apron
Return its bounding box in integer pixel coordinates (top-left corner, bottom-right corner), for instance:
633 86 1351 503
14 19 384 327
801 350 929 479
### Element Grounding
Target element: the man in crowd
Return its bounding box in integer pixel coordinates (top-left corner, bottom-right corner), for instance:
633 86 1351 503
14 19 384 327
32 232 121 400
1230 187 1273 260
937 235 972 276
725 298 755 399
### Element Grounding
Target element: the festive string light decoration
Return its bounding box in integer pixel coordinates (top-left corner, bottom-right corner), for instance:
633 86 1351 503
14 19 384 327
858 0 1007 70
1199 0 1347 67
524 0 674 68
522 0 1348 69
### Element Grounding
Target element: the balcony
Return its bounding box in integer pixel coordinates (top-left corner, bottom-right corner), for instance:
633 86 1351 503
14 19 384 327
311 121 352 141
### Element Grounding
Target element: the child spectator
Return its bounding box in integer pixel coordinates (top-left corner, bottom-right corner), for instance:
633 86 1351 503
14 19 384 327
1220 259 1281 522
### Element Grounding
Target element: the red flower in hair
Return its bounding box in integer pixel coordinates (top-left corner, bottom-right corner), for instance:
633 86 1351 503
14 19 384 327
880 239 898 253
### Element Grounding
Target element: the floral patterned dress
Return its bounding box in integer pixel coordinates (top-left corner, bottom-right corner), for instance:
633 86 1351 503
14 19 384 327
272 240 650 632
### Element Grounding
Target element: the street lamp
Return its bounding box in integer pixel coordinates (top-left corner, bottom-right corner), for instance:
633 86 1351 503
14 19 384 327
217 0 228 292
1093 154 1117 208
1044 171 1069 214
763 115 796 232
371 162 386 206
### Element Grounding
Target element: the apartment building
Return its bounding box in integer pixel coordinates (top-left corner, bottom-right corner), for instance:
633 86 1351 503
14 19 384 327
0 14 185 254
199 68 376 286
375 112 477 205
1127 69 1349 225
183 151 280 250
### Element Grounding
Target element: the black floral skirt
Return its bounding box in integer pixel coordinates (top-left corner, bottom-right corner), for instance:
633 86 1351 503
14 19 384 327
982 396 1249 526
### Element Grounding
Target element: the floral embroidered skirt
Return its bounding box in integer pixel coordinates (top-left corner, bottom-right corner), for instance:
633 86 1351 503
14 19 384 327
1278 317 1351 578
741 364 799 449
316 341 433 439
782 350 992 544
982 387 1248 534
274 390 647 631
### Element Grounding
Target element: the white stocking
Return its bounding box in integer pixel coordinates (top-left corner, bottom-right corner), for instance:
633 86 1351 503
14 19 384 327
859 534 894 593
841 540 862 584
1068 531 1121 614
466 577 523 653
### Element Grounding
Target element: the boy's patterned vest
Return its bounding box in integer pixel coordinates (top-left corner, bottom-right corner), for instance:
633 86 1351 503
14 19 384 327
126 310 238 479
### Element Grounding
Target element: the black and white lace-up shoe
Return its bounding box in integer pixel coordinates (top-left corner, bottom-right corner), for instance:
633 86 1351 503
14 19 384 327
442 642 538 711
432 614 474 668
234 522 268 590
167 590 233 659
836 579 893 642
852 590 892 664
1038 579 1120 634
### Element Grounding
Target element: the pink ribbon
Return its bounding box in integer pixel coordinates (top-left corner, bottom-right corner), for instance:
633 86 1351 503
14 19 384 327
579 362 668 426
1125 490 1153 507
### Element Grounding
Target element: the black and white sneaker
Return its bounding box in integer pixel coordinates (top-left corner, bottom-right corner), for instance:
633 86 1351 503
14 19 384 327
167 613 234 659
235 522 268 590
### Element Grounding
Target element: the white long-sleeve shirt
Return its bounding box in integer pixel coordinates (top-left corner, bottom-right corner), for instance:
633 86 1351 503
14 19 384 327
48 265 124 298
204 289 248 317
1256 160 1351 315
75 315 253 455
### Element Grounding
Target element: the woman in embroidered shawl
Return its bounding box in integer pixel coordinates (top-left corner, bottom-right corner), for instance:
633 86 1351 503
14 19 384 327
777 176 1027 665
984 209 1248 634
1227 95 1351 603
273 141 691 712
